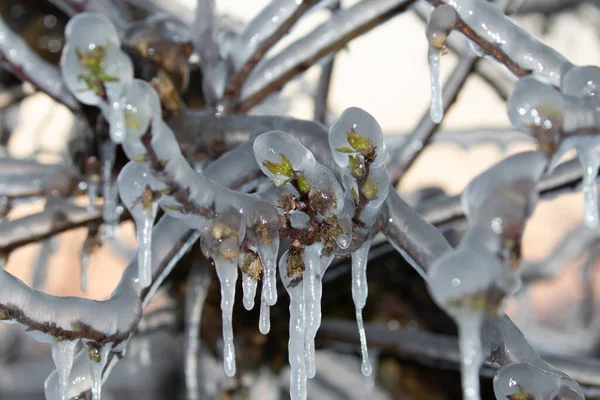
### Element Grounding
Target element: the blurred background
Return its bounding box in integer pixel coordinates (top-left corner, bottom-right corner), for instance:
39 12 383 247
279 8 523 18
1 0 600 398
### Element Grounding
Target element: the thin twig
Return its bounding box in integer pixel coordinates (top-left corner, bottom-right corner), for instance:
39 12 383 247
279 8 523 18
224 0 320 103
235 0 416 112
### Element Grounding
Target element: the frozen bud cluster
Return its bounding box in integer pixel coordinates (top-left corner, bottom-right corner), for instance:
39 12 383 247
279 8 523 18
426 4 457 123
329 107 389 379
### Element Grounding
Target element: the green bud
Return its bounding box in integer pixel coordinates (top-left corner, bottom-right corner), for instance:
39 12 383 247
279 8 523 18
348 155 365 178
362 178 379 201
263 154 294 183
297 174 310 195
335 147 355 154
347 129 374 156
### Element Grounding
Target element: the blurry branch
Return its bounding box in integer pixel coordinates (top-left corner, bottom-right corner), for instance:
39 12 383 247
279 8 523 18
513 0 600 14
0 157 81 200
416 157 591 229
0 203 104 255
0 17 78 110
318 319 600 394
236 0 416 112
224 0 320 103
388 51 479 183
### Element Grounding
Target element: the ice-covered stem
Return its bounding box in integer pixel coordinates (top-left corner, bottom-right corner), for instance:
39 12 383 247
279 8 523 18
381 190 452 276
224 0 320 104
0 16 78 110
424 0 573 85
237 0 415 112
0 157 81 200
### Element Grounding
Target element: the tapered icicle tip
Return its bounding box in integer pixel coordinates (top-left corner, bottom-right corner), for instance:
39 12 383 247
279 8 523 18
213 258 238 377
428 46 443 124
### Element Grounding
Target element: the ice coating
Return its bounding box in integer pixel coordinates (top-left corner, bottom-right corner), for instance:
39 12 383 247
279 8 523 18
351 240 372 376
426 4 457 124
120 79 163 140
213 257 238 377
80 245 91 292
253 131 344 215
51 340 78 400
279 251 307 400
329 107 385 168
259 295 271 334
118 162 164 288
229 0 302 70
428 47 443 123
443 0 572 86
241 269 258 310
561 65 600 102
458 315 483 400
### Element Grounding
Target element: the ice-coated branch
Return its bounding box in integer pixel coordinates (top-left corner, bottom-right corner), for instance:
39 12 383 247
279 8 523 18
224 0 320 103
237 0 415 112
0 203 104 255
0 16 78 110
381 189 452 276
423 0 573 85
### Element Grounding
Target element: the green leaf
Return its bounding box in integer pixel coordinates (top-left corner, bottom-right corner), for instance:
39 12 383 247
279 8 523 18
335 147 355 153
362 178 379 201
297 174 310 195
351 187 358 203
262 154 294 178
347 129 374 156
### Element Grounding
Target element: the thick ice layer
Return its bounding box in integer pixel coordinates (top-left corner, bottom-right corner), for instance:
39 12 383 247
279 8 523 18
259 295 271 334
213 258 238 377
351 240 372 376
444 0 572 86
101 141 118 237
241 272 258 311
90 345 111 400
561 65 600 101
426 4 457 49
457 315 483 400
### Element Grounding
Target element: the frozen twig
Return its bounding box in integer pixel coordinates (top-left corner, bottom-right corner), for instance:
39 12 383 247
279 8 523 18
237 0 415 112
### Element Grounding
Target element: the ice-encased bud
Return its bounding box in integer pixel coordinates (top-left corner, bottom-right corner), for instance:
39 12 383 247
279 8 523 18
493 363 584 400
427 246 510 319
253 131 344 215
426 4 457 49
61 13 133 105
121 79 162 139
329 107 386 168
508 76 564 139
561 65 600 101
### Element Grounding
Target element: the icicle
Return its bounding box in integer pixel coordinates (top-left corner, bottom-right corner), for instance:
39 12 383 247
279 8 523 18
428 47 443 124
577 145 600 229
279 251 307 400
51 340 77 400
259 295 271 334
303 243 326 379
89 344 111 400
425 4 457 124
108 96 126 143
351 240 372 377
213 257 238 377
100 140 118 237
118 162 163 288
457 315 483 400
241 273 257 311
